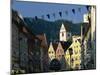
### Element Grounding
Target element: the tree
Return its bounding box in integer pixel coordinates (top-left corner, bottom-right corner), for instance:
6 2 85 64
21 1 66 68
49 59 61 71
35 16 38 20
60 56 67 70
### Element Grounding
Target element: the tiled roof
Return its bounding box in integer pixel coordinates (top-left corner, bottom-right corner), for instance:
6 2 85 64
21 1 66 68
49 40 72 52
36 34 48 49
60 41 72 52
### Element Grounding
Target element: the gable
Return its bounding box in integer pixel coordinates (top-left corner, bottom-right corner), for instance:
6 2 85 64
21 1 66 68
60 23 66 32
60 41 72 52
56 42 64 54
48 43 55 52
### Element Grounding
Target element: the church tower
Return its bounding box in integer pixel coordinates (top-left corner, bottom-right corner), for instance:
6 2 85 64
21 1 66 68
59 23 67 41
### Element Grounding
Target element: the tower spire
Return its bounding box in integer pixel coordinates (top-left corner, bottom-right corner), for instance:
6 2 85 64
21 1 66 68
59 23 67 41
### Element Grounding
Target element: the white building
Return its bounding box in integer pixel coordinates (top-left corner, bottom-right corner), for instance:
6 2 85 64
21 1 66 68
83 13 89 23
59 23 71 42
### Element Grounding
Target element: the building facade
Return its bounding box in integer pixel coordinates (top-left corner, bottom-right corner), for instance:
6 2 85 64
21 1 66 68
65 36 81 70
12 10 43 74
56 42 64 60
48 42 56 61
81 6 96 69
59 23 71 42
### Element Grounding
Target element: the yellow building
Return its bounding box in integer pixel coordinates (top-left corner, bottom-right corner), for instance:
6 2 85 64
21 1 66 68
65 36 81 70
48 42 56 61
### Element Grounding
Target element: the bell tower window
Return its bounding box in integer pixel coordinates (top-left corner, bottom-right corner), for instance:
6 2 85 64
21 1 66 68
62 32 64 37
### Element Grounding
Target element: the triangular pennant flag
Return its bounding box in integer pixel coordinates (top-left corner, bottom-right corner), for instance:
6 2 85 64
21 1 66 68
72 9 75 14
47 14 50 19
59 12 62 17
86 5 90 11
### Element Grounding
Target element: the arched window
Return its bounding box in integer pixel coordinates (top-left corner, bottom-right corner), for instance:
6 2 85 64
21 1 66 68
62 32 64 36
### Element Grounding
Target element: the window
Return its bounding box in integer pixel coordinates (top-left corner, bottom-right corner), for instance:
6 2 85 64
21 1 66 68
74 46 76 48
49 51 51 54
75 57 78 61
75 64 80 69
62 55 64 57
59 55 61 57
62 32 64 36
71 58 74 63
75 50 78 54
52 51 54 54
75 40 77 43
69 48 73 55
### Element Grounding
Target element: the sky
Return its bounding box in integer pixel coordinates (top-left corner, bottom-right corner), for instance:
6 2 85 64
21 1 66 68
12 0 89 23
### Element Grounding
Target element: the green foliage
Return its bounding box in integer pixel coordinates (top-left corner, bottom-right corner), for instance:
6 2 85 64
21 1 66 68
24 18 81 43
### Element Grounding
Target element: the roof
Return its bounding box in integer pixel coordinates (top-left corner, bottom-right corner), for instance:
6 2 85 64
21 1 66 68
60 41 72 52
36 34 48 49
52 42 58 52
12 9 41 41
77 39 81 43
49 40 72 52
60 23 66 32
